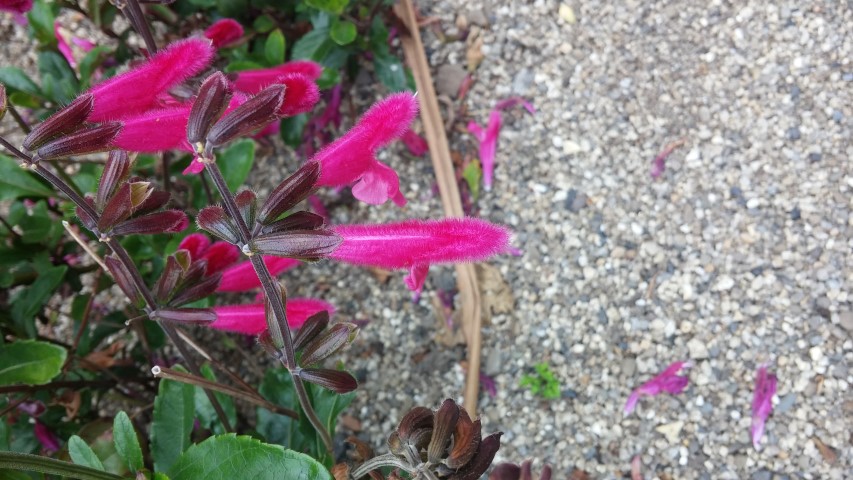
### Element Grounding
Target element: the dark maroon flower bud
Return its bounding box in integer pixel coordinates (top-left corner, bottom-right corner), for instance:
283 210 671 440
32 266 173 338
155 255 183 302
104 254 142 305
169 273 221 306
299 322 357 366
134 190 171 216
180 259 208 286
299 368 358 394
396 406 434 442
256 161 320 225
110 210 188 236
76 197 97 230
260 211 325 235
197 206 240 244
205 84 284 156
23 94 94 151
151 308 216 324
96 151 133 210
428 399 460 464
187 72 232 151
33 122 122 162
448 432 502 480
489 463 522 480
250 229 341 260
234 189 257 227
98 183 134 232
293 311 330 351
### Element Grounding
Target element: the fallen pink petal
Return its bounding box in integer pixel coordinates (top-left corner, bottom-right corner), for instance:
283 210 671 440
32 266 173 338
211 298 335 334
313 92 418 205
87 38 215 121
624 361 691 415
204 18 244 49
233 61 323 95
467 109 502 192
494 97 536 115
751 364 777 450
650 139 686 179
330 218 511 292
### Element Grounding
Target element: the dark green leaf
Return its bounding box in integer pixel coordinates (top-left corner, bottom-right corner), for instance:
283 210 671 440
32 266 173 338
0 154 53 200
0 451 124 480
188 0 216 6
113 412 143 472
0 68 43 98
264 29 285 66
329 20 356 46
8 91 42 108
304 382 354 466
168 434 331 480
374 53 407 92
151 365 194 473
216 0 249 17
27 0 56 46
10 265 67 335
315 69 340 90
257 369 303 451
253 15 275 33
68 435 106 471
38 51 79 104
0 340 67 386
279 114 308 148
78 46 112 90
217 139 255 192
193 364 237 434
291 27 332 61
16 200 62 245
305 0 348 14
224 60 266 73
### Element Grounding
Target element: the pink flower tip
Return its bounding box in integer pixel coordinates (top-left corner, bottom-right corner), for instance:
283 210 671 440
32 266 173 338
624 361 691 416
205 18 244 49
467 110 502 191
751 365 777 450
211 298 335 334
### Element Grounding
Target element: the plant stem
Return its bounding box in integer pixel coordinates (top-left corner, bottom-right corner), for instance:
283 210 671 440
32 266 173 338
118 0 158 54
0 379 115 394
0 452 124 480
7 104 31 133
204 162 333 453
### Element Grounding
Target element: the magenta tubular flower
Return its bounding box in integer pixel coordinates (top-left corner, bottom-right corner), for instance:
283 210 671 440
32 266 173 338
211 298 335 334
624 361 691 415
401 128 429 156
233 61 323 94
467 110 502 192
313 93 418 206
276 73 321 116
0 0 32 15
86 38 215 121
751 365 777 450
178 233 240 275
114 104 194 153
217 256 300 292
204 18 244 49
34 420 60 454
330 218 511 293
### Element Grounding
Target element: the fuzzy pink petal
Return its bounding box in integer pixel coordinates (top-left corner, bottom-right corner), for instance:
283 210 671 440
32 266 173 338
350 160 406 206
233 61 323 94
0 0 32 15
87 38 215 121
114 105 194 153
401 128 429 156
54 21 75 68
34 420 60 453
751 365 777 449
201 241 241 275
204 18 244 49
313 93 418 189
178 233 210 259
72 37 95 51
211 298 334 334
331 218 510 272
183 156 206 175
404 263 429 297
217 256 300 292
276 73 320 116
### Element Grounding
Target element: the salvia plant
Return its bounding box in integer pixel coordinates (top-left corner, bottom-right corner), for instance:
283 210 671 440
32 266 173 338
0 0 518 478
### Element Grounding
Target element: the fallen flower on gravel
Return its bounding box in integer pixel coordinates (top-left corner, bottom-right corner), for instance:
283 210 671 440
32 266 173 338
467 109 502 192
204 18 243 49
650 139 686 179
211 299 334 334
624 361 691 415
751 364 777 450
495 96 536 115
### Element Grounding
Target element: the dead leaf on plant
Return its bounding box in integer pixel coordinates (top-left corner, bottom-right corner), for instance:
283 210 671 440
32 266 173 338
55 390 81 420
83 341 130 370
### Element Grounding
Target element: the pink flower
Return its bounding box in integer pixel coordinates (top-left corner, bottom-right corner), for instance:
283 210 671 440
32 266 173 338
217 256 300 292
178 233 240 275
114 104 194 153
401 128 428 156
330 218 511 294
751 365 777 450
275 73 321 116
467 110 502 192
313 93 418 206
86 38 215 122
624 361 691 415
54 21 76 68
34 420 60 454
211 298 335 334
233 61 323 95
0 0 32 15
204 18 244 49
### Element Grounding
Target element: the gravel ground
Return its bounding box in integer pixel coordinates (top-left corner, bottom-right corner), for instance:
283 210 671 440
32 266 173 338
3 1 852 478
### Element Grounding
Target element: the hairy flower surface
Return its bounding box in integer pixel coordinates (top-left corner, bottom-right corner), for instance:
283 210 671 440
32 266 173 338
312 93 417 206
624 361 691 415
204 18 244 49
217 256 300 292
751 364 777 450
211 299 334 334
233 61 323 94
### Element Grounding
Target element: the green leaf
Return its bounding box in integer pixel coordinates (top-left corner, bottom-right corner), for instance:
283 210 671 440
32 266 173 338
0 68 43 98
291 27 332 61
151 366 194 473
264 29 286 66
305 0 349 14
8 91 42 108
279 114 308 148
16 200 62 245
315 68 339 90
27 0 56 46
0 340 67 386
224 60 266 73
168 434 331 480
257 369 302 450
0 155 53 200
373 53 407 92
0 451 124 480
193 364 236 434
69 436 106 471
187 0 216 6
217 139 255 192
462 159 482 200
329 20 357 45
10 265 67 336
78 46 112 90
113 412 143 473
253 15 275 33
304 382 354 466
38 51 79 103
216 0 249 17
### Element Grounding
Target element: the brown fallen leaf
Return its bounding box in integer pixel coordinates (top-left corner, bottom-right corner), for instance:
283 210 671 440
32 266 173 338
432 294 466 347
83 341 130 370
466 27 485 72
340 415 362 432
812 437 838 465
55 390 81 420
477 264 514 317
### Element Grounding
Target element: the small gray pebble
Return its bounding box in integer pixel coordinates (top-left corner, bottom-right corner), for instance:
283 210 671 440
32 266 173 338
808 152 822 162
786 127 801 141
776 393 796 414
